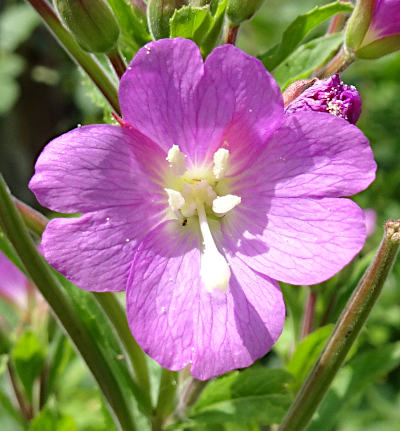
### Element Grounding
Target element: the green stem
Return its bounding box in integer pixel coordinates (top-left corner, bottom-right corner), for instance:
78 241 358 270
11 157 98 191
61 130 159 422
12 197 152 412
278 220 400 431
13 198 47 236
25 0 120 115
93 292 151 408
317 46 355 78
153 369 178 431
0 175 136 431
108 48 127 79
300 289 317 340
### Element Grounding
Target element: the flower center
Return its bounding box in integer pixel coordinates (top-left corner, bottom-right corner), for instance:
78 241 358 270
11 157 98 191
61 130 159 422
164 145 241 292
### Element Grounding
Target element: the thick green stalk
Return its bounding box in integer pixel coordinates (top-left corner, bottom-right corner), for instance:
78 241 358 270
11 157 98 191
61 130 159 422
278 220 400 431
93 292 152 409
0 176 136 431
25 0 120 114
153 369 178 431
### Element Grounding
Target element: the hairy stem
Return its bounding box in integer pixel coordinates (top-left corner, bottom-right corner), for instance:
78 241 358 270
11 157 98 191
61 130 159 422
278 220 400 431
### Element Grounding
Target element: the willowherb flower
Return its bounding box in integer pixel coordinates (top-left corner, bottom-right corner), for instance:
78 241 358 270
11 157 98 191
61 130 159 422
29 38 376 380
285 74 362 124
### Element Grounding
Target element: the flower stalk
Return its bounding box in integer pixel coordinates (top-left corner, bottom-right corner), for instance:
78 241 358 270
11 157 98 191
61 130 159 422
300 289 318 340
278 220 400 431
153 369 178 431
317 46 355 78
25 0 120 114
107 48 128 79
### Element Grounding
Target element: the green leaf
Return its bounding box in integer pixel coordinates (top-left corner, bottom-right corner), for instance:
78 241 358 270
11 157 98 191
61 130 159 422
169 1 227 57
106 0 150 59
188 368 292 425
287 325 333 393
29 406 76 431
12 331 46 401
259 1 353 71
170 6 213 45
273 32 344 89
201 0 227 57
307 343 400 431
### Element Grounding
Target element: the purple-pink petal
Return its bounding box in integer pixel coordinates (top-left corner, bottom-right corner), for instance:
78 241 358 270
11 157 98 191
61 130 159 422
120 39 284 167
29 124 166 214
231 112 376 199
126 221 285 380
222 197 366 285
367 0 400 41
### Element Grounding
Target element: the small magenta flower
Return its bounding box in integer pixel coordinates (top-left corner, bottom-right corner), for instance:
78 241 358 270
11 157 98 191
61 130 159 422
285 74 362 124
29 39 376 380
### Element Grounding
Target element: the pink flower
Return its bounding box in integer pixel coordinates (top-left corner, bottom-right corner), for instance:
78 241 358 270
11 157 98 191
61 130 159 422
29 39 376 380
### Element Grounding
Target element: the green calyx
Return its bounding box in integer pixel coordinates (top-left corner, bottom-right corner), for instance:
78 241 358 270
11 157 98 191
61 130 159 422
226 0 264 25
54 0 120 53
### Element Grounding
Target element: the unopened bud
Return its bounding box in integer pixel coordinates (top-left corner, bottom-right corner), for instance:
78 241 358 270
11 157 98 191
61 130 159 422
147 0 186 40
285 74 361 124
54 0 120 53
226 0 264 26
346 0 400 59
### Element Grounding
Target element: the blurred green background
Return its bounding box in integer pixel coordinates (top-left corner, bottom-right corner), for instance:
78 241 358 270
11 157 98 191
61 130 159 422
0 0 399 430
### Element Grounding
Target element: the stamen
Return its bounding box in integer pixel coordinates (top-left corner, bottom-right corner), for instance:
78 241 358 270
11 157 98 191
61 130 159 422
166 145 187 175
212 195 241 216
165 188 185 211
196 200 230 292
213 148 230 180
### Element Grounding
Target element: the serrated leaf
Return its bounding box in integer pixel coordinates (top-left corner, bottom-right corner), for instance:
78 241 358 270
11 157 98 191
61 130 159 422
188 368 293 425
273 32 344 89
29 406 76 431
287 325 333 393
170 6 213 45
307 343 400 431
12 330 46 401
259 1 353 71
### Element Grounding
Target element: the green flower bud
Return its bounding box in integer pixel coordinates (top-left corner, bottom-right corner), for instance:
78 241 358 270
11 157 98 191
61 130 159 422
226 0 264 26
147 0 186 40
54 0 120 53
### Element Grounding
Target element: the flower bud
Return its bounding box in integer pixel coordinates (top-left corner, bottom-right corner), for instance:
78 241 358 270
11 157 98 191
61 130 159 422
226 0 265 26
285 74 361 124
147 0 186 40
345 0 400 59
54 0 120 53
